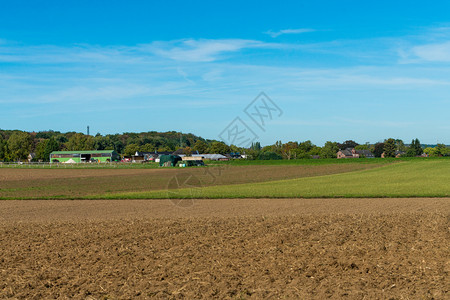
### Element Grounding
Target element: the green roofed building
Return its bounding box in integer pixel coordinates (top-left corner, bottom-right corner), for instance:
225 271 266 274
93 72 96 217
50 150 120 163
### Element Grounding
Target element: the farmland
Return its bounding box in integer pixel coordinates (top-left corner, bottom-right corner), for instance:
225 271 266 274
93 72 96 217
0 160 386 199
101 159 450 199
0 198 449 298
0 159 449 298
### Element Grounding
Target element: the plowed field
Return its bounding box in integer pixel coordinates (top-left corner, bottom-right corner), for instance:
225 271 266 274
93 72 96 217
1 198 448 299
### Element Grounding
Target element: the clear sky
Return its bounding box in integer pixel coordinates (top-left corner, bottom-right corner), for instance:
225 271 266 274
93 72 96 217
1 0 450 146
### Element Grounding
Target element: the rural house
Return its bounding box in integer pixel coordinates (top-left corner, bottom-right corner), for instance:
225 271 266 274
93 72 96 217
337 148 375 159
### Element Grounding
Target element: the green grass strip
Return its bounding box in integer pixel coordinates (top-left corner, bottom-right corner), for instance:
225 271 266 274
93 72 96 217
94 160 450 199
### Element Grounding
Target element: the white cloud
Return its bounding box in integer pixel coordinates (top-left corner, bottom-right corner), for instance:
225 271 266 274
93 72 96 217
0 39 285 64
409 41 450 62
143 39 280 62
264 28 315 38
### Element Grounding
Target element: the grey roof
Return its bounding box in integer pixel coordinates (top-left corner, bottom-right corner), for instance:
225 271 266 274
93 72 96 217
355 150 375 157
340 150 353 156
192 154 227 160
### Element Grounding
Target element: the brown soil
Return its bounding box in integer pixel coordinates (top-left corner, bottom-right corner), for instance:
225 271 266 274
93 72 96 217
0 198 449 299
0 164 380 199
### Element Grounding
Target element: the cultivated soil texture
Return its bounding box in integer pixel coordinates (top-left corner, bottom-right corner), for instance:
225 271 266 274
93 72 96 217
0 163 381 199
1 198 449 299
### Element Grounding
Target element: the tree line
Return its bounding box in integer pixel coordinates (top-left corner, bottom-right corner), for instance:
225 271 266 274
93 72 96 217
0 130 228 162
0 129 448 161
246 138 449 160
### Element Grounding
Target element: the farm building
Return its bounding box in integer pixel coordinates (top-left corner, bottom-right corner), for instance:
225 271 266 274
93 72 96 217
192 154 229 161
132 151 157 162
50 150 120 163
181 156 205 166
159 155 182 167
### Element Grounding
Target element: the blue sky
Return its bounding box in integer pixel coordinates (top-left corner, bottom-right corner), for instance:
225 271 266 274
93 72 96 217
1 1 450 146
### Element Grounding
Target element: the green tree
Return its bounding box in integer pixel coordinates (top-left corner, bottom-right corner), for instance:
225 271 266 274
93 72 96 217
0 135 6 160
308 146 322 156
140 144 156 152
250 142 262 151
7 132 32 161
383 138 396 158
373 142 385 158
320 141 339 158
396 139 407 152
338 140 359 150
124 143 140 156
355 144 369 150
209 142 230 154
43 138 60 161
193 140 209 154
65 133 95 151
424 147 438 157
281 141 298 160
35 139 49 161
298 140 313 153
229 144 243 154
409 138 423 156
435 143 449 156
257 151 282 160
183 146 192 156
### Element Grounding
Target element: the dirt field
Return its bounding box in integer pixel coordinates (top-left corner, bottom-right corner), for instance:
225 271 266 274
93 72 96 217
0 164 381 199
0 198 448 299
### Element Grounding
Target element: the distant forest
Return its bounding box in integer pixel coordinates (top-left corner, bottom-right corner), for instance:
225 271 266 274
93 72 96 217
0 129 448 162
0 130 230 162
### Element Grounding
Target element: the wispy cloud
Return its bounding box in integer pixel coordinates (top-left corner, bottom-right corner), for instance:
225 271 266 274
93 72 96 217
405 41 450 62
396 26 450 63
264 28 315 38
0 38 285 64
143 39 281 62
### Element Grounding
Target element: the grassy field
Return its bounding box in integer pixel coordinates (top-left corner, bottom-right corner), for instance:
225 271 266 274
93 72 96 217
2 158 450 199
0 161 384 199
103 159 450 199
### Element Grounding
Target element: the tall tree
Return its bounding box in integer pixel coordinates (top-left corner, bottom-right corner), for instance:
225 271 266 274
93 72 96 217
35 139 49 161
321 141 339 158
0 135 6 160
250 142 261 151
373 142 385 158
410 138 423 156
298 140 313 153
383 138 397 158
7 132 32 161
43 138 60 161
395 139 407 152
338 140 359 150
